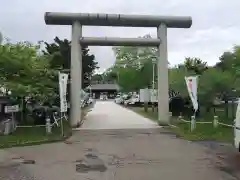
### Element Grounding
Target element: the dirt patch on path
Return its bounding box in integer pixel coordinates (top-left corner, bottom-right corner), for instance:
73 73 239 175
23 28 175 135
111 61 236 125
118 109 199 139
4 128 239 180
193 140 240 180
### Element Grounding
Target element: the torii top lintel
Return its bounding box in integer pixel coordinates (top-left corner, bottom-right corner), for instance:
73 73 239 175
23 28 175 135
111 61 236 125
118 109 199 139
44 12 192 28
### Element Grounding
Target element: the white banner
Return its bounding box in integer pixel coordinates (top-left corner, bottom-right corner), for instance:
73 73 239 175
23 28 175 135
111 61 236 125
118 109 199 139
139 88 150 103
234 98 240 148
59 72 69 112
185 76 198 112
150 89 158 102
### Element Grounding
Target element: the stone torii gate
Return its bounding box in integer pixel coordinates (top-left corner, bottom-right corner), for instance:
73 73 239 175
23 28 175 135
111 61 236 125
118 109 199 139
44 12 192 127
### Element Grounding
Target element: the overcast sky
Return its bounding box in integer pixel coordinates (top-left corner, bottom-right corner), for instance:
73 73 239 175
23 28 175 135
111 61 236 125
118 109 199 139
1 0 239 72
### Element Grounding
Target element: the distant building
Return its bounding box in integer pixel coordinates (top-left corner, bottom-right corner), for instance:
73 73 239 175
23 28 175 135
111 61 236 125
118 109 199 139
86 82 120 99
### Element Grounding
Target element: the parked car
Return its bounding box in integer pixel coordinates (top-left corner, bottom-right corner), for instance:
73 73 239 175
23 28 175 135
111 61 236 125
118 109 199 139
100 94 108 100
123 94 133 105
114 95 123 104
129 94 140 105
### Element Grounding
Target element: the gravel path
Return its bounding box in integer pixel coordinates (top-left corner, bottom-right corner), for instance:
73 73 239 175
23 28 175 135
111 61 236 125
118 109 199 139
0 164 36 180
80 101 158 129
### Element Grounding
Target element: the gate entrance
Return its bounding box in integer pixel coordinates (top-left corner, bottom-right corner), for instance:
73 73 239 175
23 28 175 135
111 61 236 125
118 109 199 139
44 12 192 127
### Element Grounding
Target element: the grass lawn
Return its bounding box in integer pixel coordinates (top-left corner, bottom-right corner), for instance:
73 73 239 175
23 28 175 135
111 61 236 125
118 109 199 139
0 121 72 149
129 106 234 143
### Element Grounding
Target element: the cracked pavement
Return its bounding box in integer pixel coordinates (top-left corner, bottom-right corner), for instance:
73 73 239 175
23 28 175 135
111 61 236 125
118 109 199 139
1 128 235 180
0 101 238 180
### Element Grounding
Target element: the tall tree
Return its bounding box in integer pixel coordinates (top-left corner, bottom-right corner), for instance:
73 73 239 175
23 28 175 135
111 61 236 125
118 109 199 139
184 57 208 75
198 68 234 106
43 37 99 88
91 74 103 82
0 41 57 101
169 65 189 97
216 46 240 95
110 34 157 91
102 69 118 82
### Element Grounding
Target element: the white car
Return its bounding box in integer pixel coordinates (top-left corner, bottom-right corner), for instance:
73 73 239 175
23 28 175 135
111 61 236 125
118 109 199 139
114 95 123 104
129 94 140 105
124 94 140 105
124 99 131 105
100 94 108 100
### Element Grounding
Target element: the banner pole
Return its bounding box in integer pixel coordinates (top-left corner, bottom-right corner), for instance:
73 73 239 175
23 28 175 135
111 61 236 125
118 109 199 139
60 112 64 137
59 72 68 135
185 76 199 117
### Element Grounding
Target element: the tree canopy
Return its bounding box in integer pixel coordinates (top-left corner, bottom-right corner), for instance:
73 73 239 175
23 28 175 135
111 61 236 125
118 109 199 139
1 34 240 112
0 41 57 101
98 35 240 109
43 36 98 88
108 35 158 91
0 36 99 103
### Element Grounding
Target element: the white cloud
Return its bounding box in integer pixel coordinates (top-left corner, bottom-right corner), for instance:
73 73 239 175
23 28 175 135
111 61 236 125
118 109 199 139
0 0 240 70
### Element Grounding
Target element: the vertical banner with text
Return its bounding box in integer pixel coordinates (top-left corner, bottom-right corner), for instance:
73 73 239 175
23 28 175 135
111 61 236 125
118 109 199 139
185 76 198 113
59 72 69 112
